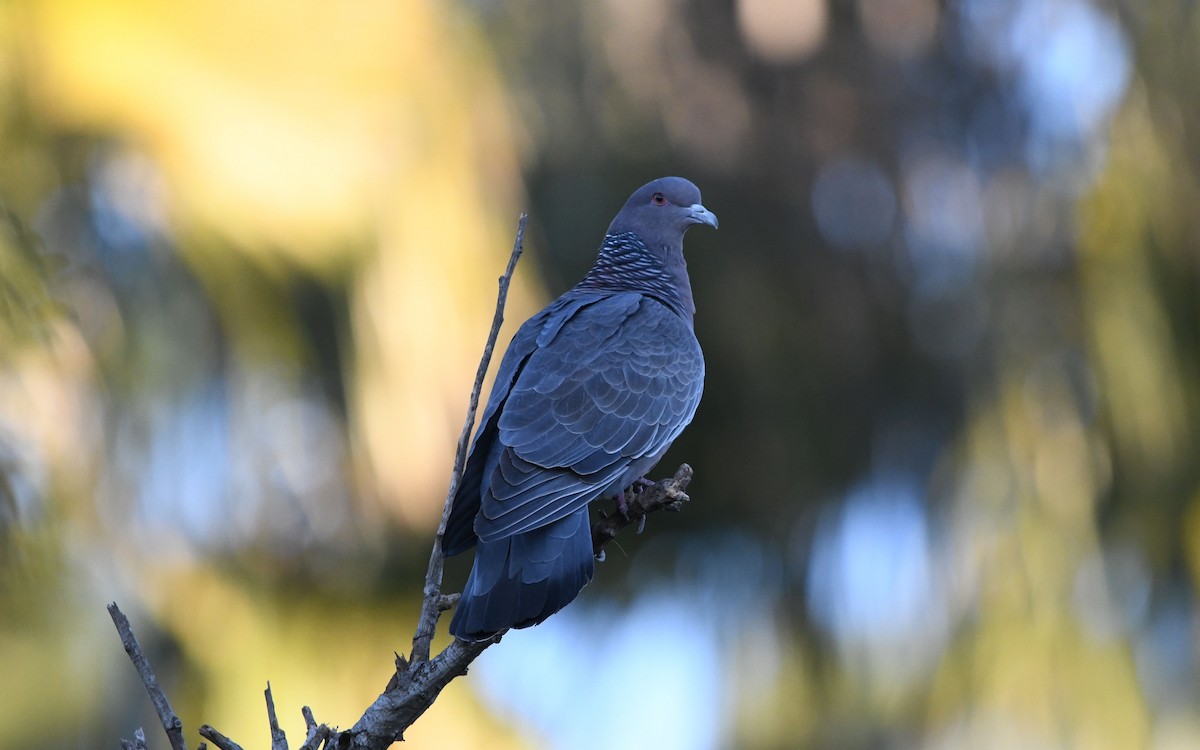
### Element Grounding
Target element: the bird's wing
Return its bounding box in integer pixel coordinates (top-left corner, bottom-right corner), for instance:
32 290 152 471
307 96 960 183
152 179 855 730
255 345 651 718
475 292 704 542
444 294 596 554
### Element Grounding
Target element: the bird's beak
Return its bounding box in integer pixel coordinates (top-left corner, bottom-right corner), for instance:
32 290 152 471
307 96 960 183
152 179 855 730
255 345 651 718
686 203 719 229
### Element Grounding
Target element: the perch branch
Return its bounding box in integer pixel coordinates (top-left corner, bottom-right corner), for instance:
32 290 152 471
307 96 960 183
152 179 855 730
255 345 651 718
336 639 493 747
410 212 528 666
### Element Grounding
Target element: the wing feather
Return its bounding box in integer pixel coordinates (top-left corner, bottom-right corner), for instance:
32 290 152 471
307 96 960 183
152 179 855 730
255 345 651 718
474 293 703 543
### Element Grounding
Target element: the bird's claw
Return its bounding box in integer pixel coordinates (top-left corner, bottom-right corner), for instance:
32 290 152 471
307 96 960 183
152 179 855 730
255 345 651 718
615 489 630 518
616 477 653 519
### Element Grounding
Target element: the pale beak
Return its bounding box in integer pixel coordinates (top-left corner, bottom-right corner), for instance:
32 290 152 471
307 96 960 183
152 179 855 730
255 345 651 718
687 203 719 229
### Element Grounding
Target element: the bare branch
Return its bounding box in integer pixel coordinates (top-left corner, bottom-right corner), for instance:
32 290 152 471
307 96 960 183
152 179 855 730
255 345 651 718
198 725 245 750
337 639 493 748
265 683 287 750
410 212 528 665
298 706 332 750
108 603 189 750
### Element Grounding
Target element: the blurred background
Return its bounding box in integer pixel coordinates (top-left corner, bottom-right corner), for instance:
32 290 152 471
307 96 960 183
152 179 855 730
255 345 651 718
1 0 1198 747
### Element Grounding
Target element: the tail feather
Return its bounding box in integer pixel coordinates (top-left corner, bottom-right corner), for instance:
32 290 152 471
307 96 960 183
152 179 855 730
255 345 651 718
449 508 594 641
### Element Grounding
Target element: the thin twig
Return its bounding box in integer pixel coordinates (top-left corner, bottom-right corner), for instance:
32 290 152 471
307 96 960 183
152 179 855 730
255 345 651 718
266 683 287 750
410 213 528 665
299 727 332 750
298 704 332 750
198 725 245 750
120 727 149 750
108 603 190 750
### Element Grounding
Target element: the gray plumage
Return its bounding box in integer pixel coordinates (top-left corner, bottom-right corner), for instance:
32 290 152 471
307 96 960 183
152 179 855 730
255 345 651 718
445 176 716 641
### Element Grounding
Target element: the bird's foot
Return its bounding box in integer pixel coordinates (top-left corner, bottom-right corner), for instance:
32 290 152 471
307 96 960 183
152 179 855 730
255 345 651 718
611 478 654 527
615 489 630 518
628 478 653 532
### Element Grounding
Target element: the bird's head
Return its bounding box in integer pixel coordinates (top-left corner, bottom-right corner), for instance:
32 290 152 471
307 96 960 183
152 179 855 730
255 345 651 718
607 177 718 253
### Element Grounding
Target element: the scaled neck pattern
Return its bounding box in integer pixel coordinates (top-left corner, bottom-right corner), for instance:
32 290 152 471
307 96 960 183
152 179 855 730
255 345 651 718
576 231 694 320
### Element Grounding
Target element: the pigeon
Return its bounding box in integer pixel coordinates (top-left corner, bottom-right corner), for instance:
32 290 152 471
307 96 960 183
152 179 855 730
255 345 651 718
444 176 716 641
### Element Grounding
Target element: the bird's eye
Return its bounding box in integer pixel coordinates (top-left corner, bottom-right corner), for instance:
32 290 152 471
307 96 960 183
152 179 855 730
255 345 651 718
651 192 667 205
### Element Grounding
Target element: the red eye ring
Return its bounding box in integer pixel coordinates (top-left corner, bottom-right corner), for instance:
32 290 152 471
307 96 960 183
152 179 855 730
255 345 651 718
651 192 667 205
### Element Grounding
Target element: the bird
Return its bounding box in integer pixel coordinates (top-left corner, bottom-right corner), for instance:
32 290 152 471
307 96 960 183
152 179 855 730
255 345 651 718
444 176 716 641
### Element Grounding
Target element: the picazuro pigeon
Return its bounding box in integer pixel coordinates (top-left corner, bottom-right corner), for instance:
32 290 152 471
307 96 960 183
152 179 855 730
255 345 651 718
444 176 717 641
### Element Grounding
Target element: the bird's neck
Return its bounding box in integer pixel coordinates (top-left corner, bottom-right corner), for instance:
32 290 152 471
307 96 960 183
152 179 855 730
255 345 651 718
577 232 695 320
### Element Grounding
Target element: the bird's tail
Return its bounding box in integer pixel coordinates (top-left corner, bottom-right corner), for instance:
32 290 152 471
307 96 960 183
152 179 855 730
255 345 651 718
449 508 594 641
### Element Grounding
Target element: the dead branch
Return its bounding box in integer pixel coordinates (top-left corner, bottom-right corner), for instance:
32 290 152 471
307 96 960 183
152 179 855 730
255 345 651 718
108 603 189 750
409 212 528 665
266 684 286 750
198 725 244 750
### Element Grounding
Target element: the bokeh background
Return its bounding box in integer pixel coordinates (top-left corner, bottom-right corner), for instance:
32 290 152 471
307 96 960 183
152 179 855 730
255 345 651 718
2 0 1198 747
